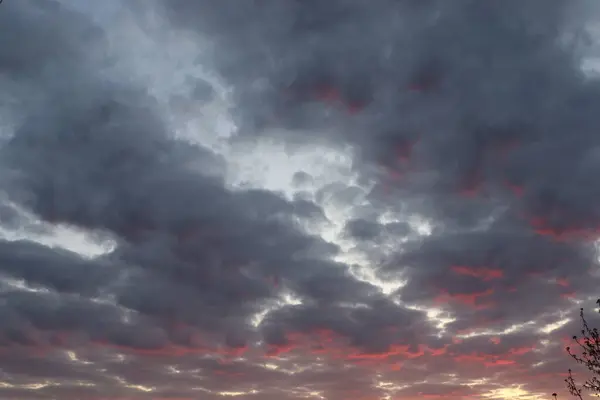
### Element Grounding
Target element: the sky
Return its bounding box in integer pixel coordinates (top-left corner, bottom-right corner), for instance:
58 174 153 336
2 0 600 399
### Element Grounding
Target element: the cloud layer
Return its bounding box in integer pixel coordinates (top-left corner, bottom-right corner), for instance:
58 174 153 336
1 0 600 399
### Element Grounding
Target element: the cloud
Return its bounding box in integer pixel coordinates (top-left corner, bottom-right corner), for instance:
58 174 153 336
1 0 600 399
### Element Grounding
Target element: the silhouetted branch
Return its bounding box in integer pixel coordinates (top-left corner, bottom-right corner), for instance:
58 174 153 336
564 299 600 398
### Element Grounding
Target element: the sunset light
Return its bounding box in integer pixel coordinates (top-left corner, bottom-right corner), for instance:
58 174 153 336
2 0 600 399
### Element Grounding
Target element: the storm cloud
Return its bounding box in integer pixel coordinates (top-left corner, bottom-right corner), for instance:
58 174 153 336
1 0 600 399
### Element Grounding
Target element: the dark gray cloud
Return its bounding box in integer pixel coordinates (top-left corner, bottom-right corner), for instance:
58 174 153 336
1 0 600 399
0 9 392 350
160 0 599 228
0 0 101 77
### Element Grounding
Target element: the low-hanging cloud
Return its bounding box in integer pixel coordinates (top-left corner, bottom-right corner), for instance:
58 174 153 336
1 0 600 399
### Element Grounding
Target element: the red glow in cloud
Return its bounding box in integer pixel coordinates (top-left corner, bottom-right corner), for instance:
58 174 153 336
560 291 576 300
263 328 445 372
434 288 495 310
451 265 503 281
509 346 535 356
554 277 576 299
387 167 404 183
346 101 365 115
504 179 524 197
428 345 449 356
565 334 600 349
315 86 340 102
217 344 249 358
556 277 569 287
346 344 424 361
312 85 365 115
382 136 420 193
395 138 418 163
528 216 600 241
451 342 535 368
454 352 515 367
265 328 340 358
459 176 483 197
265 341 296 358
459 137 523 198
347 343 448 362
